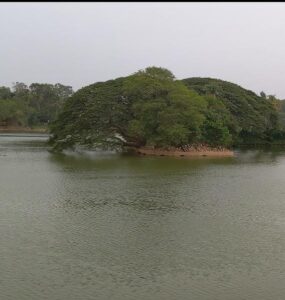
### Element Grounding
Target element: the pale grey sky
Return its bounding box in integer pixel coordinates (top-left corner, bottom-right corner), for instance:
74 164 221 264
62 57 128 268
1 2 285 98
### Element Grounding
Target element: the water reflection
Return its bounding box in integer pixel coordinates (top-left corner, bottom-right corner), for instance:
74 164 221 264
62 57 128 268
235 148 285 164
49 151 236 172
2 134 285 300
47 149 285 217
48 152 235 214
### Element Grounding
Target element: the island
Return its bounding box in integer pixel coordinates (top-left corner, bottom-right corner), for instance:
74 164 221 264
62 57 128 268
47 67 285 156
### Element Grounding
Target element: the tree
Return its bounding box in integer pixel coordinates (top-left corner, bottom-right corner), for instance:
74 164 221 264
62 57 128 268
200 95 233 146
28 83 73 124
0 82 73 128
12 82 29 98
49 77 130 151
54 83 73 99
0 86 13 99
0 99 28 126
183 77 279 144
124 69 206 147
49 67 207 151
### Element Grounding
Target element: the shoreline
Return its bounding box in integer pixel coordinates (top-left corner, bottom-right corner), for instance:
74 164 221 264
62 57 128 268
0 126 49 134
133 146 235 158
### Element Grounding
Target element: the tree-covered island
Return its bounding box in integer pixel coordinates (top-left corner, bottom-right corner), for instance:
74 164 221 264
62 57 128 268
47 67 285 156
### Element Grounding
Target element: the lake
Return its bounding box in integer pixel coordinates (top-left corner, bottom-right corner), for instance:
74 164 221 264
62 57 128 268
0 133 285 300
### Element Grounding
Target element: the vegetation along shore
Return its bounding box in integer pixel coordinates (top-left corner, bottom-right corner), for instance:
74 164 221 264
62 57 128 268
2 66 285 157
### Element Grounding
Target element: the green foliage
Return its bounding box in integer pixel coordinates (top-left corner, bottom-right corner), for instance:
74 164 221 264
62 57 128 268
124 70 206 147
265 98 285 138
12 82 29 98
50 67 207 151
0 86 13 99
49 77 130 151
0 82 73 128
0 99 28 126
29 83 73 123
135 66 175 81
200 96 233 146
182 77 279 144
47 67 284 151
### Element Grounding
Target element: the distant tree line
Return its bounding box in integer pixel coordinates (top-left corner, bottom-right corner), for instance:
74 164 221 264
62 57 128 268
0 82 73 128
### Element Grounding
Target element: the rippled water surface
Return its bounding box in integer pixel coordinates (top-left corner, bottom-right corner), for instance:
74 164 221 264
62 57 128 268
1 133 285 300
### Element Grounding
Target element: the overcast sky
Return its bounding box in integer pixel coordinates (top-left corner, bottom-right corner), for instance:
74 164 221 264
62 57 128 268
1 2 285 98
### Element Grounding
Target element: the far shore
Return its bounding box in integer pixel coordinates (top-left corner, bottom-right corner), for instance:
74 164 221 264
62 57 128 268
132 146 235 158
0 126 49 134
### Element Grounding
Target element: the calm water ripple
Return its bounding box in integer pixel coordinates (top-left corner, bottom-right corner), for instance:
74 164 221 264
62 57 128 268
0 134 285 300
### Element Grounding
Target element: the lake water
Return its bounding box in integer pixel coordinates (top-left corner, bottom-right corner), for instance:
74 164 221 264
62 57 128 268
0 133 285 300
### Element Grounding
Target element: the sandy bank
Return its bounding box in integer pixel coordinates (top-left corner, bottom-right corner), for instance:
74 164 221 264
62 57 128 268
134 147 234 158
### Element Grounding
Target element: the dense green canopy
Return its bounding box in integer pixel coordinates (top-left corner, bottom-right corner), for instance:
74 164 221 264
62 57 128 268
50 67 209 151
0 82 73 128
182 77 280 144
49 67 283 152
